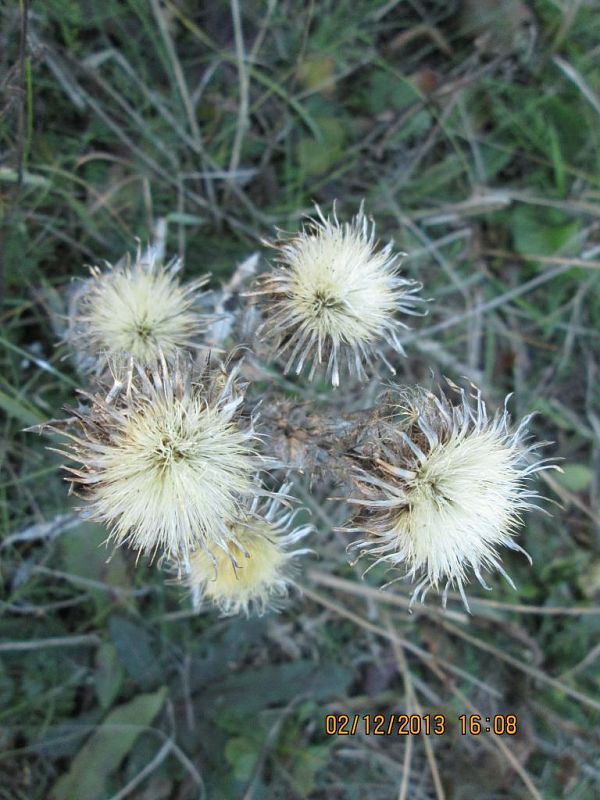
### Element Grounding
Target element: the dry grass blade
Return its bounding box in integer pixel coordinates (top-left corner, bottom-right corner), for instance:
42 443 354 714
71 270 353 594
310 567 600 617
386 614 445 800
106 740 173 800
396 617 545 800
437 617 600 713
307 572 600 709
3 2 598 796
0 634 101 652
301 584 501 698
401 263 571 346
225 0 250 204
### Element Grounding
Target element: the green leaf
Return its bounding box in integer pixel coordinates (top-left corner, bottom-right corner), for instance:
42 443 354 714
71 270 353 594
0 660 15 706
296 54 337 94
365 71 420 115
578 560 600 598
204 661 353 723
510 206 579 256
555 464 593 493
60 522 110 576
95 642 124 710
297 114 347 176
225 736 261 782
109 615 162 689
59 522 129 609
289 744 330 795
50 688 167 800
0 388 46 427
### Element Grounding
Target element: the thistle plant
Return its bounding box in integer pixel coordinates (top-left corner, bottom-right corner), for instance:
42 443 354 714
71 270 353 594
42 203 558 615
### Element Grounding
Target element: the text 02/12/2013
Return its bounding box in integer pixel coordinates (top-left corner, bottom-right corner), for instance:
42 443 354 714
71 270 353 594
324 714 518 736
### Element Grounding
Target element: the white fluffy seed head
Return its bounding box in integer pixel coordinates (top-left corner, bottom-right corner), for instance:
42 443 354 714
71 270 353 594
347 384 557 608
67 249 209 371
55 359 263 561
254 204 424 386
186 490 312 616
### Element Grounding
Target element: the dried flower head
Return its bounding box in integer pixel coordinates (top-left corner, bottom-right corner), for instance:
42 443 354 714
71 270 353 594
67 249 209 371
186 488 312 616
55 358 263 560
346 383 557 608
254 205 423 387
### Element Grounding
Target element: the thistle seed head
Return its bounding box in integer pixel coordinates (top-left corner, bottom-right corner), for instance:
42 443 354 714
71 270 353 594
67 249 209 372
55 358 263 561
187 488 312 616
346 383 558 608
254 204 423 387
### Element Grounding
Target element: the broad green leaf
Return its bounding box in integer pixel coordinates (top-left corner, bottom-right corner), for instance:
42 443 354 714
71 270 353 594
59 523 129 609
95 642 124 710
366 71 420 115
578 560 600 598
204 661 353 723
555 464 593 493
290 744 330 795
296 54 337 94
511 206 579 256
50 687 167 800
109 615 162 689
225 736 261 782
297 115 347 176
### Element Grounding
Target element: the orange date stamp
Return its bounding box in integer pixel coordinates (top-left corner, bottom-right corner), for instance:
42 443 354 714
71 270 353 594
325 713 518 736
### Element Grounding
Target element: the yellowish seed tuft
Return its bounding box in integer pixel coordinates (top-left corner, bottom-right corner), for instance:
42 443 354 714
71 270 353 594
187 491 312 616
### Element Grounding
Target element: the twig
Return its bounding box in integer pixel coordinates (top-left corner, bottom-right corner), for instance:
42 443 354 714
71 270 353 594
384 607 545 800
225 0 250 204
387 615 445 800
106 740 172 800
0 633 101 652
438 617 600 713
30 565 153 598
308 569 469 624
483 249 600 271
301 584 501 698
1 513 79 548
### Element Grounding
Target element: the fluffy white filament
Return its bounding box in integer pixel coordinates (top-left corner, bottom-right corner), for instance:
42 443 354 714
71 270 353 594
57 360 262 561
68 249 209 370
255 205 423 386
347 385 557 608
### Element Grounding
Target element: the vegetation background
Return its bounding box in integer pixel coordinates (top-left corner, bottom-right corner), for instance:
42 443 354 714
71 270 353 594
1 0 599 798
